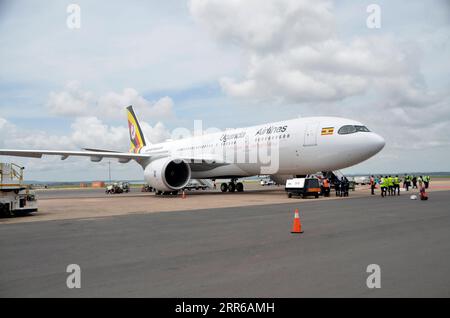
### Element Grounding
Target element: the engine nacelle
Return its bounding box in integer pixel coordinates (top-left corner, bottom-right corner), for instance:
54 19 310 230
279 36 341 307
144 158 191 192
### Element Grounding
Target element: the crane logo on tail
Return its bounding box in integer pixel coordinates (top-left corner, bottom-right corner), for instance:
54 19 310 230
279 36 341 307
126 106 147 153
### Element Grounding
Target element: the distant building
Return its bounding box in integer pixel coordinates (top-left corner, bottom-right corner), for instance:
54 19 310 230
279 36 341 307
91 181 105 188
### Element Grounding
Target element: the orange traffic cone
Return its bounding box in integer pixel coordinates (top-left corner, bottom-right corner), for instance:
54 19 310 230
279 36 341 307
181 190 186 199
291 208 303 234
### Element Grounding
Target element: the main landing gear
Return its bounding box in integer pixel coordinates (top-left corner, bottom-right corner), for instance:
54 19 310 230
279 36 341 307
220 179 244 193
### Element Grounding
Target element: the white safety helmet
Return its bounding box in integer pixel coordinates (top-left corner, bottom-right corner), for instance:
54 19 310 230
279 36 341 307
410 195 417 200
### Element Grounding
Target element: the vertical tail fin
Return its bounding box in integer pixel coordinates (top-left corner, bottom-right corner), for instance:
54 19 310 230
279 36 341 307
126 105 147 153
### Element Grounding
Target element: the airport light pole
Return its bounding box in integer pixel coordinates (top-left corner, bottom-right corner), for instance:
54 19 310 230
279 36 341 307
108 161 111 183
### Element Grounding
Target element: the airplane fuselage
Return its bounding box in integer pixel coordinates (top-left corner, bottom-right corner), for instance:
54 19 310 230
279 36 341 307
140 116 385 183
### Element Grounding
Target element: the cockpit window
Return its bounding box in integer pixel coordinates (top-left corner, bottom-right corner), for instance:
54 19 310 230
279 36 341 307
338 125 370 135
338 125 356 134
355 125 370 132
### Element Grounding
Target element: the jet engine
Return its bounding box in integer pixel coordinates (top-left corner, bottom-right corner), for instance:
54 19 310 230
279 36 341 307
144 158 191 192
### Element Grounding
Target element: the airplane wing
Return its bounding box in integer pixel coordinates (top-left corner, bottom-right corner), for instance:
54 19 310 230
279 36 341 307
0 149 230 167
0 149 151 163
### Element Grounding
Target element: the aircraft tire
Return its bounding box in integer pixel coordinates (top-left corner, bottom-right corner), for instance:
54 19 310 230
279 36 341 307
220 183 228 192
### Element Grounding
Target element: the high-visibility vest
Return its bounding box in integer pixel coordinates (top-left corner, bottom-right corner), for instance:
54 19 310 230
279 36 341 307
394 177 399 185
380 178 385 187
323 179 329 188
388 177 394 186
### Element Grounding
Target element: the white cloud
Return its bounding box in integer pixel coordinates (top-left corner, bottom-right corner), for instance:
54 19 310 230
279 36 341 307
97 89 173 119
46 81 174 120
189 0 433 105
140 121 171 145
0 2 241 93
47 81 93 117
0 115 170 152
189 0 334 52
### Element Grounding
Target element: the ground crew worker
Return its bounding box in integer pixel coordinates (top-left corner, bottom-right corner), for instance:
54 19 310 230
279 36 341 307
394 175 400 196
341 177 349 197
388 175 394 196
406 174 412 191
424 175 430 189
335 178 341 197
370 175 375 195
380 176 386 197
322 178 330 197
412 176 417 189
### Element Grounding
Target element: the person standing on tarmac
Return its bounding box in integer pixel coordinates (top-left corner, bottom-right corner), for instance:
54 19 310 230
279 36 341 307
388 175 394 196
424 175 430 189
394 175 401 196
335 178 341 197
418 176 424 191
418 176 423 189
412 176 417 189
406 174 412 191
340 177 345 197
342 177 349 197
370 175 376 195
322 178 330 197
380 176 386 197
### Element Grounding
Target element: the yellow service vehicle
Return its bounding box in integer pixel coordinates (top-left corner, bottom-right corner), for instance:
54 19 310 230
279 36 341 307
0 163 38 217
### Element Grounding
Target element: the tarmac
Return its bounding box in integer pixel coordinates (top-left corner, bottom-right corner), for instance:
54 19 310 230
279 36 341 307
3 180 450 224
1 188 449 297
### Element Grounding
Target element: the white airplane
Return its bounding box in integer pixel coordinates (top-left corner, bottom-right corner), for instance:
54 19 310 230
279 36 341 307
0 106 385 194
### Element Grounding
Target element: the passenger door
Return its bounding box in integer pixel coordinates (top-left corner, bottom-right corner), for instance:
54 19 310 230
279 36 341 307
303 123 319 146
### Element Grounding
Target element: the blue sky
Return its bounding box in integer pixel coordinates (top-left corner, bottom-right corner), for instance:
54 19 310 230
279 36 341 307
0 0 449 181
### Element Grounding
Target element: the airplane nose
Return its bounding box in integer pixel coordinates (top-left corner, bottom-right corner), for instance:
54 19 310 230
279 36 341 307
371 133 385 153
